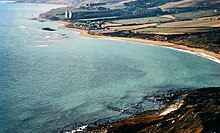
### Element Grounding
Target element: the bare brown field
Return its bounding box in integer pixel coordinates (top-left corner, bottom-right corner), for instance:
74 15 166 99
211 24 220 27
103 23 122 27
159 0 196 10
195 15 220 20
160 15 176 20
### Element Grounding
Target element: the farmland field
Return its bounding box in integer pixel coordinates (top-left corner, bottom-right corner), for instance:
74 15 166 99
157 20 220 28
110 17 172 24
172 10 220 20
135 27 214 34
108 23 157 30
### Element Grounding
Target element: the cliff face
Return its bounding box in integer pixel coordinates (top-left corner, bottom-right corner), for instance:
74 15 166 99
91 87 220 133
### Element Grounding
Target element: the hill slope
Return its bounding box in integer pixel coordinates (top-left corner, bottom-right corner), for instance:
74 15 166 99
93 87 220 133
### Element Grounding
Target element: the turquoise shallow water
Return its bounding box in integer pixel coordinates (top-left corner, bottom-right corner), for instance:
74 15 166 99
0 2 220 132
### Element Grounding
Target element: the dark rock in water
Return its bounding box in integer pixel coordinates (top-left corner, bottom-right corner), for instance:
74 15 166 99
42 27 56 31
30 17 37 20
144 90 184 105
39 20 46 22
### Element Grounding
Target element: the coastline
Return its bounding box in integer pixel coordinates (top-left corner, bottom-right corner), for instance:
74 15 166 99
58 21 220 64
2 2 219 132
95 87 220 133
65 87 220 133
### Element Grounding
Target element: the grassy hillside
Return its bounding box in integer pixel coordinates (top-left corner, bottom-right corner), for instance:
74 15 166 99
160 0 220 11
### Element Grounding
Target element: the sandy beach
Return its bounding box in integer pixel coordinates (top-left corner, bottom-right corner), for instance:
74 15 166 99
58 22 220 62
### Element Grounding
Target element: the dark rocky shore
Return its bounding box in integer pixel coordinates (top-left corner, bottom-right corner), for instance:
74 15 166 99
66 87 220 133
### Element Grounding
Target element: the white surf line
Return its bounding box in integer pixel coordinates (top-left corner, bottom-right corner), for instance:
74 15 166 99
159 100 184 116
65 125 88 133
118 39 220 64
92 37 220 64
165 47 220 64
33 44 49 48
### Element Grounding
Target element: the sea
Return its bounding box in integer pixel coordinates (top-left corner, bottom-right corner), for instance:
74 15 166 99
0 2 220 132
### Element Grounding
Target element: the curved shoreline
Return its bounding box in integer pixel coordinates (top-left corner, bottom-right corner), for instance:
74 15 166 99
58 22 220 64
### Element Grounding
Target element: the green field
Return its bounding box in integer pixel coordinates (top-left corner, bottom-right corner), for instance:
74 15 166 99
136 27 213 34
135 19 220 34
157 20 220 28
172 10 220 20
110 17 172 24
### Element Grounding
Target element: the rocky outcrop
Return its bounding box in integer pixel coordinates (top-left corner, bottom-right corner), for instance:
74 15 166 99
89 87 220 133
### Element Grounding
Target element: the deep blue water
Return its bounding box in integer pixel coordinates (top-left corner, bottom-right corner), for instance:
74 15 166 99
0 2 220 132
